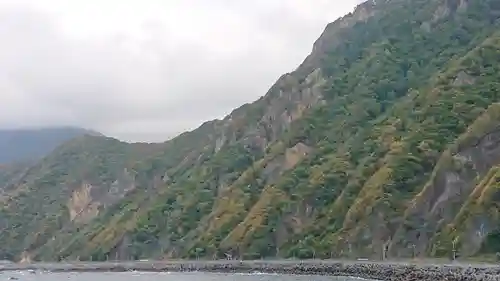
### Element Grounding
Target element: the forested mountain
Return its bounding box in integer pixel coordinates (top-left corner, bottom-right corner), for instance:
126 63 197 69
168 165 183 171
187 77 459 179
2 0 500 262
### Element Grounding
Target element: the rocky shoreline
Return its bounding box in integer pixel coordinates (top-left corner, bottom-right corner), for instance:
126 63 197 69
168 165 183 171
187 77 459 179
4 261 500 281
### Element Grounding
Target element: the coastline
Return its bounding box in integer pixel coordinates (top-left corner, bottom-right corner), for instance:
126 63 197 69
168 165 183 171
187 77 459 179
2 260 500 281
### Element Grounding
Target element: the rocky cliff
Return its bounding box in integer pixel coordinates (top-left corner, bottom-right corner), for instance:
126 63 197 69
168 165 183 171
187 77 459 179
1 0 500 262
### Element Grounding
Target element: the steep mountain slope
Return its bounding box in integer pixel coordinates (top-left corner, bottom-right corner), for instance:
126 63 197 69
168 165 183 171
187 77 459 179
0 127 100 164
2 0 500 262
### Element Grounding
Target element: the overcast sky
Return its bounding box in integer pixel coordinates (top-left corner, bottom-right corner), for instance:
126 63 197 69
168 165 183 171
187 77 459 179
0 0 361 142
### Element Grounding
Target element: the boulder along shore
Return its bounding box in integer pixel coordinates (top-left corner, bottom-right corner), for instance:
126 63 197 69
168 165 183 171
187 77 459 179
4 261 500 281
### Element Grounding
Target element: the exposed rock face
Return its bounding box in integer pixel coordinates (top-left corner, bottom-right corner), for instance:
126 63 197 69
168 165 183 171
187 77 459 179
214 68 326 156
260 142 312 185
68 169 137 224
284 143 312 170
68 183 100 223
109 234 132 260
391 120 500 257
19 251 32 264
106 168 136 203
302 1 378 71
453 71 476 86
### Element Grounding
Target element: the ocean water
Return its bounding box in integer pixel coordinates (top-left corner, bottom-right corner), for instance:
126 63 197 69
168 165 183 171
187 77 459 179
0 271 368 281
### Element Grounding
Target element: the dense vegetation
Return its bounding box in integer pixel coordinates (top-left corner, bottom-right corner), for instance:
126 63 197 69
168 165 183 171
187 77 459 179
2 0 500 261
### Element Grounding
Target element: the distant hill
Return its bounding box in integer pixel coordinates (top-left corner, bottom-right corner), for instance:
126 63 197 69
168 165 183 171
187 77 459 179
0 127 102 164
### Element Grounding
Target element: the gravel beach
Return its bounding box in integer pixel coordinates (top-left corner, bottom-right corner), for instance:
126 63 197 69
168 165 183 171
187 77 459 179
3 260 500 281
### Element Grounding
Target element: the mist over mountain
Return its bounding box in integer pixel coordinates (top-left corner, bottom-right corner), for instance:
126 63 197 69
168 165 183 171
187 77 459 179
0 127 101 164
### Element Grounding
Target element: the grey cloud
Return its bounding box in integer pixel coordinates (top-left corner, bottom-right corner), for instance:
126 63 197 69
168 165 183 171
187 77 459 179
0 0 360 142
